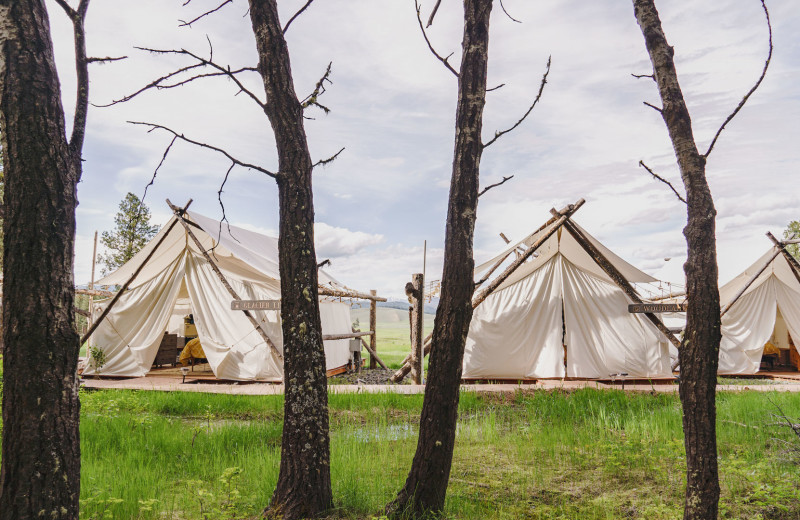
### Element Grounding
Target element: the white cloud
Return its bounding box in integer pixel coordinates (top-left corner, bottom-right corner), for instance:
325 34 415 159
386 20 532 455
315 223 384 258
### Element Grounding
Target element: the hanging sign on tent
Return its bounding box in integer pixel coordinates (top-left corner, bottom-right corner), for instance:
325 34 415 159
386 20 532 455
628 303 687 313
231 300 281 311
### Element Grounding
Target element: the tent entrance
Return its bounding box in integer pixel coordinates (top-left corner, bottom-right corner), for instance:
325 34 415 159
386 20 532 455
760 306 800 372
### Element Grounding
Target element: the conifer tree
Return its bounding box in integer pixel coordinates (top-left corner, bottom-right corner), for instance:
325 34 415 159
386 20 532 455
99 192 159 274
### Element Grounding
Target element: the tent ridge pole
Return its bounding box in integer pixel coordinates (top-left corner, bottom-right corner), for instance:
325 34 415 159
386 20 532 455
80 199 194 345
766 232 800 287
555 215 681 350
390 198 585 383
720 244 783 317
166 199 283 361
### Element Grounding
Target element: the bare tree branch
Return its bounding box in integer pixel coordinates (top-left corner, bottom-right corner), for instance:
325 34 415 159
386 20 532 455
283 0 316 34
483 56 551 148
87 55 128 64
301 62 333 113
141 135 177 204
96 46 263 109
415 0 459 78
129 121 277 178
643 101 663 113
478 175 514 198
703 0 773 158
498 0 522 23
639 160 687 204
486 83 505 92
317 259 331 269
312 147 345 169
215 162 239 247
426 0 442 27
178 0 233 27
631 72 654 80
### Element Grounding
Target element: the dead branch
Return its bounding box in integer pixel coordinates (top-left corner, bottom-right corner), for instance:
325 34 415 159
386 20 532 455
415 0 459 78
317 259 331 269
302 62 333 114
643 101 663 113
703 0 772 158
426 0 442 27
486 83 505 92
312 147 345 169
478 175 514 197
483 56 551 148
283 0 316 34
87 56 128 64
96 45 263 109
178 0 233 27
498 0 522 23
141 136 177 203
638 160 687 204
769 398 800 439
215 162 238 247
631 72 654 80
129 121 277 178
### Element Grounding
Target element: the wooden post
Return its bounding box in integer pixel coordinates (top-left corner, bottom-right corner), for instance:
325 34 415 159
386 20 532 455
557 216 681 350
390 199 586 383
88 230 98 329
409 273 424 384
80 200 193 344
369 289 378 369
720 245 783 316
166 199 283 360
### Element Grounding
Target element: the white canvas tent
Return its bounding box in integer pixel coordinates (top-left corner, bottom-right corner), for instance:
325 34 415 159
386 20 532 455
462 219 674 380
84 210 357 381
718 246 800 374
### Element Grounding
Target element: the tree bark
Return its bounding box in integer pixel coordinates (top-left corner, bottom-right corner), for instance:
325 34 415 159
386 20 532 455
633 1 721 518
0 1 85 518
247 1 333 518
386 0 492 516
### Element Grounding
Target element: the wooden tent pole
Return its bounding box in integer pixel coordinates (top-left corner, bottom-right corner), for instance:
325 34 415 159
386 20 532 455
80 200 194 344
390 199 585 382
766 232 800 287
166 199 283 360
720 244 783 317
556 215 681 350
474 250 514 289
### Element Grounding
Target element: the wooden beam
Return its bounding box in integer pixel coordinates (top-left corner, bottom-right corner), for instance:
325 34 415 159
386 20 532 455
74 306 90 318
318 286 387 302
557 216 681 350
766 232 800 287
166 199 283 361
390 199 586 382
474 249 514 289
80 200 193 344
321 331 374 340
720 243 783 317
409 273 424 384
76 288 114 298
353 326 388 370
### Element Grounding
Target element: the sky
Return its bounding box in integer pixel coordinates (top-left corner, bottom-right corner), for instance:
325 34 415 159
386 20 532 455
46 0 799 299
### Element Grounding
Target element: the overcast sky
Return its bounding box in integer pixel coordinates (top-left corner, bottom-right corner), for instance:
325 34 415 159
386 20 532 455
48 0 798 298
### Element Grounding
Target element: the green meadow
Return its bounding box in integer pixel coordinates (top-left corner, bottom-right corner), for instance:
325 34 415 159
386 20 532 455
21 388 795 519
351 306 434 369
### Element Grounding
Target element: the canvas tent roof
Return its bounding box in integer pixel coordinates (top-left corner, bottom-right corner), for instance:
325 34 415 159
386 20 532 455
718 246 800 374
86 210 355 381
463 218 672 380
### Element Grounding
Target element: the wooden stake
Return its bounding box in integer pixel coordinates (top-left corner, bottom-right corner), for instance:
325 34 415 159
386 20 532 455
557 216 681 350
369 289 378 369
354 327 388 370
166 199 283 360
80 200 193 344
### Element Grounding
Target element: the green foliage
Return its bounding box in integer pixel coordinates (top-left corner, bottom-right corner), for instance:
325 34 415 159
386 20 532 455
98 192 159 275
88 345 107 374
784 220 799 260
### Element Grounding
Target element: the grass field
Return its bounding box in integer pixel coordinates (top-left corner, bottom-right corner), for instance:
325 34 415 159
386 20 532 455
8 389 788 519
351 307 434 369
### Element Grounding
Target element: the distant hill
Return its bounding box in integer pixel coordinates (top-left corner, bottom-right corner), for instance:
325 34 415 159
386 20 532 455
357 297 438 315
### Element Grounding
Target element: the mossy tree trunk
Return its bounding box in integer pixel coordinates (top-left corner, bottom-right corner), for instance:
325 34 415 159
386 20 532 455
247 1 332 518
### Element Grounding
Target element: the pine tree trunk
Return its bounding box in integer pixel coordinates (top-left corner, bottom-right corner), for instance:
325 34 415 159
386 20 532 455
0 1 82 519
386 0 492 516
633 1 721 518
247 1 333 518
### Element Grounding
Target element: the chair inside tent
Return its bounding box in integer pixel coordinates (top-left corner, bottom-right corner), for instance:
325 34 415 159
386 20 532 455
84 210 355 381
719 246 800 374
463 220 673 380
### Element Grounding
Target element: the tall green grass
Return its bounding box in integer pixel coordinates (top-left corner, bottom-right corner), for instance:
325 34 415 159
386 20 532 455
4 388 800 519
